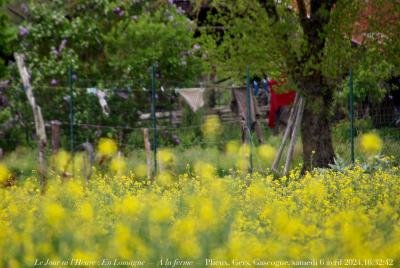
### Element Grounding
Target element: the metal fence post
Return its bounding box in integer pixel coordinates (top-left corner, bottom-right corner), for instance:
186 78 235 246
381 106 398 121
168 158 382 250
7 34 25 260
349 69 355 165
151 65 158 176
68 64 75 175
246 66 253 173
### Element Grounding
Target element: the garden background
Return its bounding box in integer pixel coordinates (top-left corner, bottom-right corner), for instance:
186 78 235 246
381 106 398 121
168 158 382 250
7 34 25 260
0 1 399 267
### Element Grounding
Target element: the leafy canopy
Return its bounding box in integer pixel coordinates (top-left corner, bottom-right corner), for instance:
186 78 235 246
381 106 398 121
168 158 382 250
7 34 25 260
197 0 399 100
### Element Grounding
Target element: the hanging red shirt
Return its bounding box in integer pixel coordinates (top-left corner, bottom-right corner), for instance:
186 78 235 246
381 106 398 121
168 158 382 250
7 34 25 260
268 79 296 128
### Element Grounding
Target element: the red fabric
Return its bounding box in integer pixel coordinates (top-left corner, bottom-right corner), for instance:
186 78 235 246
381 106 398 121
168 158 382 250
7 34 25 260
268 79 296 128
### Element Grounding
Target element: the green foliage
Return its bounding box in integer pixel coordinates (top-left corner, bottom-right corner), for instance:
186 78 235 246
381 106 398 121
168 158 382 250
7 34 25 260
198 0 399 92
332 118 373 142
0 107 10 123
0 0 15 78
197 0 399 168
197 0 286 82
104 8 202 85
342 59 393 103
16 0 201 85
6 0 202 149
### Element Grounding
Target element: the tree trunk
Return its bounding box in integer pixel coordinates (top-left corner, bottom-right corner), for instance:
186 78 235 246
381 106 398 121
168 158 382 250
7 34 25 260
300 92 335 173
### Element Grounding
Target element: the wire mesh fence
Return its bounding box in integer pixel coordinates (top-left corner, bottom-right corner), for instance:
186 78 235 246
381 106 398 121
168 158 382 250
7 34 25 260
1 67 399 182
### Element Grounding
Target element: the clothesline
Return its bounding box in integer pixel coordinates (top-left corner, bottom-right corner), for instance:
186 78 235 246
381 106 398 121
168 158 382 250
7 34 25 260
4 78 288 92
1 84 251 92
48 120 243 131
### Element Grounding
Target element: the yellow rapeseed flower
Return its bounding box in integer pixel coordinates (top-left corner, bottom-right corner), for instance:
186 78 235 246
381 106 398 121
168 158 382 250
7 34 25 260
0 163 11 183
202 115 222 139
2 150 400 265
134 164 148 178
179 238 202 258
156 171 174 186
194 161 216 181
79 202 94 220
235 157 248 171
157 149 176 167
257 144 276 163
51 150 71 172
225 140 240 155
238 144 250 157
360 132 382 155
98 138 117 157
44 203 65 224
149 199 174 223
197 199 218 229
112 223 132 259
118 195 141 217
114 223 131 245
65 180 84 200
71 152 85 175
72 250 97 263
110 156 127 174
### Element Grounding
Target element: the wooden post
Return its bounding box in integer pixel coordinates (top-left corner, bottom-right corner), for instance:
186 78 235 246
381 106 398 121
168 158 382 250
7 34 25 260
14 53 47 189
271 94 299 173
51 120 61 152
283 97 305 176
143 128 152 179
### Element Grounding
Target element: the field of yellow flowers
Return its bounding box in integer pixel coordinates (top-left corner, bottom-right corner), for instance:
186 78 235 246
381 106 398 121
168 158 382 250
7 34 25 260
1 158 400 267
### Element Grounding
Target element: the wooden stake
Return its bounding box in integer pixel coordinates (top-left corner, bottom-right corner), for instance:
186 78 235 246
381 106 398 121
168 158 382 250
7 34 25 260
51 120 61 152
143 128 152 179
283 97 305 176
81 142 94 181
14 53 47 189
271 94 299 173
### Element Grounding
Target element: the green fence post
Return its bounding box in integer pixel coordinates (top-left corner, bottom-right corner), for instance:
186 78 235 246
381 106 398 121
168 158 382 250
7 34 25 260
68 64 75 176
151 65 158 177
349 69 355 165
246 66 253 173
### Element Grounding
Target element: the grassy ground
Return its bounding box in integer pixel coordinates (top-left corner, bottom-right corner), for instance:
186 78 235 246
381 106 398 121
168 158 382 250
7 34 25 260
1 120 399 180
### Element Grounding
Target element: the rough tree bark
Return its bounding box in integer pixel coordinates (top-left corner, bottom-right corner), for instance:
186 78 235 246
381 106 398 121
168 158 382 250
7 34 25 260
260 0 338 172
300 82 335 172
14 53 47 188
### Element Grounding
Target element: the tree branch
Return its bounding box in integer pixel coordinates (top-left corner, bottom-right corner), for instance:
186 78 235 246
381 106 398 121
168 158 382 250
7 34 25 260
310 0 324 16
296 0 309 30
296 0 307 18
299 0 336 66
7 7 26 20
259 0 301 72
310 0 337 16
310 0 336 23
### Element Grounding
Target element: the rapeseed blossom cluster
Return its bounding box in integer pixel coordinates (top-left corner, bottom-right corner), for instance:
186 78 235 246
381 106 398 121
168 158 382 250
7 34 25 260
0 162 11 183
194 161 216 181
156 149 178 184
134 163 148 177
225 140 240 154
50 150 70 172
97 138 118 157
201 115 222 139
257 144 276 163
96 138 129 175
110 155 127 174
1 159 399 267
222 141 277 171
157 149 176 169
360 132 383 155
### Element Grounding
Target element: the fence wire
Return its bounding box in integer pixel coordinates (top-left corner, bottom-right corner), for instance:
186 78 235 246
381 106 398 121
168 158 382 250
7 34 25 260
1 71 399 180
